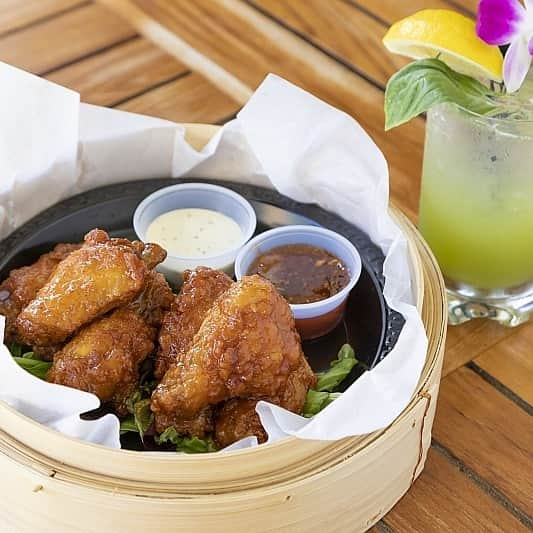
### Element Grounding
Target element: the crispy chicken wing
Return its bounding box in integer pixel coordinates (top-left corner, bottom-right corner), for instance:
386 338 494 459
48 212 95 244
132 271 175 329
47 308 154 415
16 229 165 346
0 243 80 344
48 272 173 415
214 357 316 448
153 267 233 435
151 275 306 436
155 267 233 379
214 399 267 447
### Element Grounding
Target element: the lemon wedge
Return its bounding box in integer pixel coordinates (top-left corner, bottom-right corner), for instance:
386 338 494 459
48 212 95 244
383 9 503 81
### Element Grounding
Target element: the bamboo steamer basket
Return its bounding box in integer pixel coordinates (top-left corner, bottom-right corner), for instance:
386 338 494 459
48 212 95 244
0 124 447 533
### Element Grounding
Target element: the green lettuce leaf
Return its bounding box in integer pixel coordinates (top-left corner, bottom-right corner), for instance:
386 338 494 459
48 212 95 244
302 390 341 418
9 343 52 380
302 344 358 417
126 391 153 442
155 426 217 453
119 417 139 435
9 343 23 358
12 357 52 380
315 344 358 392
384 58 498 130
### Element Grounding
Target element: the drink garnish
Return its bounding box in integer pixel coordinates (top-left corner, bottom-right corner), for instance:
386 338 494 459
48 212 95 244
477 0 533 93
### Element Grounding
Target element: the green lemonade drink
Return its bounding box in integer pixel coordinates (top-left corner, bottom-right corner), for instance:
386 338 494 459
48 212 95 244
382 4 533 325
419 102 533 290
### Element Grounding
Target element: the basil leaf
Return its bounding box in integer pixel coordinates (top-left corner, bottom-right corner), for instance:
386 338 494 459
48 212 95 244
384 58 497 130
302 390 341 418
315 344 358 392
12 357 52 380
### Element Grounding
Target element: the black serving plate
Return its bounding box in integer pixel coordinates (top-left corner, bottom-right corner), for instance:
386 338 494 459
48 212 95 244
0 179 404 387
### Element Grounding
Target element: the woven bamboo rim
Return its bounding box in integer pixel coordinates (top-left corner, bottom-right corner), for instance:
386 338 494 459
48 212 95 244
0 124 446 499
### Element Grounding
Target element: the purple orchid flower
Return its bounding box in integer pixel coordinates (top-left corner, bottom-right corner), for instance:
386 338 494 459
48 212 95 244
477 0 533 92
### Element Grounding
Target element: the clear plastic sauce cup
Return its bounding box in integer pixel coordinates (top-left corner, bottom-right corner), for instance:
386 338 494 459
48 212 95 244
235 225 362 340
134 183 257 285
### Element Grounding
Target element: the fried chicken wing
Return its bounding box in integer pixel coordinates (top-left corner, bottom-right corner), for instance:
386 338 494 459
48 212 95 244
278 356 317 413
16 229 165 346
151 275 305 434
48 272 173 414
131 271 175 329
47 308 154 415
214 357 316 448
214 399 267 447
155 267 233 379
0 243 80 344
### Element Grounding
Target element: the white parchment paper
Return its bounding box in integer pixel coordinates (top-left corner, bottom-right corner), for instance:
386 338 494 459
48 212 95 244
0 62 427 449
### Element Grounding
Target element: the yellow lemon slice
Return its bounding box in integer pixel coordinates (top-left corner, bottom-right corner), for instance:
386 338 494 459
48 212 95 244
383 9 503 81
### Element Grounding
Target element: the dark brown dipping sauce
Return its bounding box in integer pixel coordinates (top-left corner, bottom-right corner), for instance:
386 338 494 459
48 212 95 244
247 244 350 304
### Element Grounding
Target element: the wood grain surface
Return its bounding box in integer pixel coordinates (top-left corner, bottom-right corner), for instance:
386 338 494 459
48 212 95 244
47 38 188 106
1 1 532 531
0 0 87 36
0 3 135 74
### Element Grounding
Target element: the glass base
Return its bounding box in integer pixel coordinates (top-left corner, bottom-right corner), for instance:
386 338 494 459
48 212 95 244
447 281 533 327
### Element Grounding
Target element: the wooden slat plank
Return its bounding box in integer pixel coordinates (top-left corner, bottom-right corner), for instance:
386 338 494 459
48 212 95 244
99 0 424 219
353 0 476 23
442 321 515 376
0 0 87 36
236 1 424 219
385 447 529 532
369 523 394 533
433 367 533 513
0 3 135 75
474 323 533 404
117 72 240 124
47 38 188 106
250 0 409 87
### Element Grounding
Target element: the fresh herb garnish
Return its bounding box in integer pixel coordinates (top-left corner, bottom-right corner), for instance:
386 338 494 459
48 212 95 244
9 343 23 358
384 58 498 130
302 343 358 418
155 426 218 453
302 390 341 418
12 356 52 380
315 344 358 392
119 417 140 435
9 343 52 380
125 389 154 442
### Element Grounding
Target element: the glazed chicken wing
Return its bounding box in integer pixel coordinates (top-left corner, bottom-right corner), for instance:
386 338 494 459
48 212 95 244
153 267 233 435
47 308 154 415
155 267 233 379
16 229 165 346
48 272 173 415
0 243 80 344
214 357 316 448
151 275 305 435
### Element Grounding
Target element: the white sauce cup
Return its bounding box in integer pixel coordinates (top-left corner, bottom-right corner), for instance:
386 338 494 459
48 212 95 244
234 225 362 340
134 183 257 285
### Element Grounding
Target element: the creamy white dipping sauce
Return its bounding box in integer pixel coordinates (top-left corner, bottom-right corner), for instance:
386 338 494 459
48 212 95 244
146 208 243 258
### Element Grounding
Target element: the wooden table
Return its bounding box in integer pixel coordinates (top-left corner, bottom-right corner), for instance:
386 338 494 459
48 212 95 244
1 1 531 531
